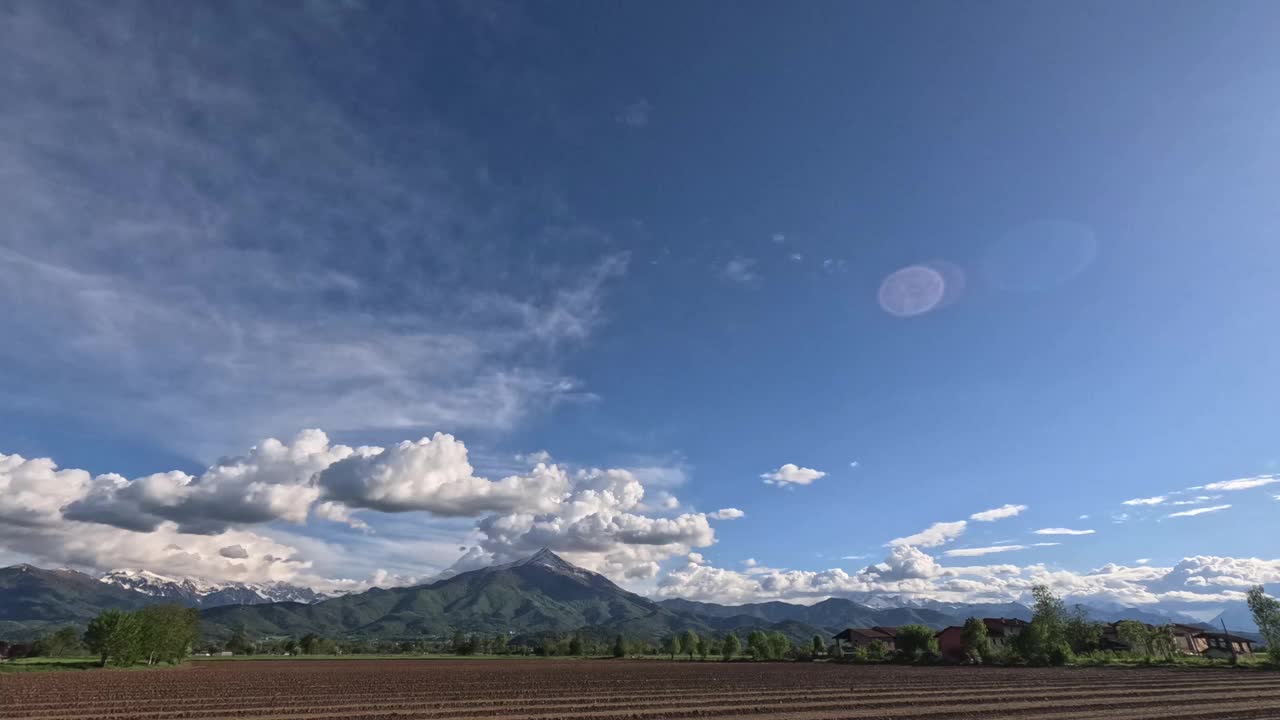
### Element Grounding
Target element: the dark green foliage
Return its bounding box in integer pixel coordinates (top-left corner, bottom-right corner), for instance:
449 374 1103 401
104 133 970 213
960 617 989 663
696 636 708 660
1013 585 1070 665
747 630 769 660
683 630 699 660
895 624 939 660
1063 605 1103 654
226 624 254 655
767 631 791 660
722 632 740 660
82 605 197 667
568 634 584 656
612 633 626 657
811 634 823 655
1246 586 1280 665
34 626 83 657
667 634 681 659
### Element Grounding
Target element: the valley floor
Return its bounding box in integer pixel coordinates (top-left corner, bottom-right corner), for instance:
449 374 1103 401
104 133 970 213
3 658 1280 719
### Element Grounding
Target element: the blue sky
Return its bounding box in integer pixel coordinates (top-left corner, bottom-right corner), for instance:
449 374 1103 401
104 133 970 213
2 1 1279 609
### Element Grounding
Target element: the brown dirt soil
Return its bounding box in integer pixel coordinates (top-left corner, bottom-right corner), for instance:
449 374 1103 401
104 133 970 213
3 659 1280 720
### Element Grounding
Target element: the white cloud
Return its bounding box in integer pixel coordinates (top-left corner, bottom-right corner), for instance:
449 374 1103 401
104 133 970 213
1033 528 1096 536
722 256 758 284
1203 476 1279 492
761 463 826 487
1122 495 1166 506
888 520 967 548
1136 558 1151 565
969 504 1027 522
1166 504 1231 518
709 508 745 520
944 545 1028 557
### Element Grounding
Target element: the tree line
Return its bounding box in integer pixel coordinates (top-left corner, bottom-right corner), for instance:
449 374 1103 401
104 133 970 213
84 605 201 667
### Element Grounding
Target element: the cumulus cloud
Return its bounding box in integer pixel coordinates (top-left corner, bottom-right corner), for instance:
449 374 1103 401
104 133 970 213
1203 476 1279 492
219 544 250 559
888 520 967 548
1122 495 1166 506
969 504 1027 522
654 545 1280 607
63 429 344 534
4 427 742 586
318 434 567 515
1166 504 1231 518
761 464 826 487
1034 528 1095 536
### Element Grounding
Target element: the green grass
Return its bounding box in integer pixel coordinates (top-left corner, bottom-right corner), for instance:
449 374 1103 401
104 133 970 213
1 656 103 673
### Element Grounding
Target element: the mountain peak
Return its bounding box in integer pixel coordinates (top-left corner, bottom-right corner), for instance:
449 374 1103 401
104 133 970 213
521 548 576 571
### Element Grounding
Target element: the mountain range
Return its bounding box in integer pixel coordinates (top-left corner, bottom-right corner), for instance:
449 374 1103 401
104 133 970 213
0 552 1257 643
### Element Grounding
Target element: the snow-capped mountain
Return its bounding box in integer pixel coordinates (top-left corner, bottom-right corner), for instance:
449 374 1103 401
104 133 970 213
99 569 331 608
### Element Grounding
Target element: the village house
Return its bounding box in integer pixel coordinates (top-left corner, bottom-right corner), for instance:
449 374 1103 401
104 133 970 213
833 626 898 652
1100 621 1255 658
936 618 1028 660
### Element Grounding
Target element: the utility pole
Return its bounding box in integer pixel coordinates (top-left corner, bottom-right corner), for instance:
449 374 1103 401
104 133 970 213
1221 617 1238 664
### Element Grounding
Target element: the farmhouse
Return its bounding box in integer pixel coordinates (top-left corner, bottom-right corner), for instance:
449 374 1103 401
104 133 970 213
833 626 898 652
1100 621 1256 657
936 618 1028 660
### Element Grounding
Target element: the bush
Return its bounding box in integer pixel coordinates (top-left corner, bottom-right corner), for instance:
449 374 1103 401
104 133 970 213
895 625 939 661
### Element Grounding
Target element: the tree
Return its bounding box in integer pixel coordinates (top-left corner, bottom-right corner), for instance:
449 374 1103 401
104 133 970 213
611 634 626 658
137 605 199 665
37 626 83 658
1015 584 1069 665
683 630 699 661
895 625 938 660
1115 620 1151 657
696 636 709 661
667 634 682 660
226 624 254 655
767 631 791 660
812 635 824 656
1063 605 1103 655
1247 586 1280 665
830 639 844 659
722 633 741 660
866 640 888 660
84 609 142 667
568 635 584 657
1147 625 1176 661
747 630 769 660
960 617 990 663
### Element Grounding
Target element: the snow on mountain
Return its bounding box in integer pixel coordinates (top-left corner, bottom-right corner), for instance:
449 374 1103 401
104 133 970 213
99 569 331 608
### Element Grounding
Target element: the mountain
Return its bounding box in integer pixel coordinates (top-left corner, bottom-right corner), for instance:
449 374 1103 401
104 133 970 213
0 564 151 639
200 548 709 641
659 597 973 631
100 569 331 608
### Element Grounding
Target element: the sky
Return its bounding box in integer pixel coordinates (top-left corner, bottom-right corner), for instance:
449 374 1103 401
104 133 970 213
2 0 1280 614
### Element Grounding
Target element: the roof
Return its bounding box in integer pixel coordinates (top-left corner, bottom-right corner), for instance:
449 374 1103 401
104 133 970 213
982 618 1028 637
834 627 894 641
871 626 899 637
1196 631 1254 644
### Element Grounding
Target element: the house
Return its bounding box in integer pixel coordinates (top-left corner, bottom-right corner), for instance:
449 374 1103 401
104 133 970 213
833 627 897 652
1101 621 1254 658
936 618 1028 660
1198 631 1255 659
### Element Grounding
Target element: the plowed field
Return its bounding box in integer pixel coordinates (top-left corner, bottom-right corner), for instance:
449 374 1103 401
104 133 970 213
4 659 1280 720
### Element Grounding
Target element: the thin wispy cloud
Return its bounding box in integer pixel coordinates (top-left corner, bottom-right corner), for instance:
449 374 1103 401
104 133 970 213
1033 528 1096 536
1203 475 1278 492
944 544 1027 557
1166 504 1231 518
888 520 967 548
1122 495 1166 506
969 504 1027 522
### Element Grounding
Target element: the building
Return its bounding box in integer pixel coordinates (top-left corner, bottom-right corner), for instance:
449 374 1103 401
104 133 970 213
1101 621 1255 658
1198 631 1255 659
936 618 1028 660
833 626 897 652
